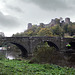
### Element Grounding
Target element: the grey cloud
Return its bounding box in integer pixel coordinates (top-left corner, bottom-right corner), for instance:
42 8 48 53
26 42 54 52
1 0 23 12
6 5 23 12
0 12 20 28
22 0 71 11
1 0 6 3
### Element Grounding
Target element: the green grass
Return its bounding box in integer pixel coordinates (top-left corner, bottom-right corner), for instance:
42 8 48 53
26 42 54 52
0 59 75 75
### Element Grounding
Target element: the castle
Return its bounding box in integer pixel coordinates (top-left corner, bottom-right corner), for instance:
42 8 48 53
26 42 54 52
28 17 71 29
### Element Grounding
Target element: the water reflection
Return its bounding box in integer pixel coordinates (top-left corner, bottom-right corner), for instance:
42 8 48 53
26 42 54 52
5 49 21 60
6 55 15 60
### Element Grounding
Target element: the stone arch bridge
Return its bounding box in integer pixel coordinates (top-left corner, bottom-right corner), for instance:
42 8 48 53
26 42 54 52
0 37 75 57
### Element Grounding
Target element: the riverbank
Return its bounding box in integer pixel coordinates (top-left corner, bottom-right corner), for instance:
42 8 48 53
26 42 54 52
0 58 75 75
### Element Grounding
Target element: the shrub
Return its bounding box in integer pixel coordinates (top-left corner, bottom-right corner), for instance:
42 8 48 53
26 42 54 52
30 42 63 64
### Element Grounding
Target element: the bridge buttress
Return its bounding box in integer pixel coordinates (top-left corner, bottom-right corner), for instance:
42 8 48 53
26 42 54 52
60 37 64 50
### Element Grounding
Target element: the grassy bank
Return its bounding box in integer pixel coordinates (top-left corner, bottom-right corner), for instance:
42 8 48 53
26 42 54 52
0 58 75 75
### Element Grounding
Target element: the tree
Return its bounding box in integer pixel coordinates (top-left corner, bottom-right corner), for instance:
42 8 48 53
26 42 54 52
51 24 64 36
37 28 53 36
25 29 33 36
12 33 20 37
68 24 75 36
0 32 5 37
55 18 60 24
63 24 68 33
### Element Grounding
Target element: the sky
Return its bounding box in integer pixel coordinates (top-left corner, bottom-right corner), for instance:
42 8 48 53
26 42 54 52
0 0 75 36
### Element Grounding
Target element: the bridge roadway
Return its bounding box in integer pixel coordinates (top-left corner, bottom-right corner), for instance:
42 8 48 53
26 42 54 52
0 37 75 57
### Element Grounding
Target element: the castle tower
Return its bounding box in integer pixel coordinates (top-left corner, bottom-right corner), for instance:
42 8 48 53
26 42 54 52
39 23 45 28
65 17 70 24
28 23 32 29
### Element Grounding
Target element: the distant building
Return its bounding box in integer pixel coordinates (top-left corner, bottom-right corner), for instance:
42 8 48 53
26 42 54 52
39 23 45 28
27 17 72 30
50 19 56 25
60 17 63 23
65 17 70 24
60 20 65 26
28 23 32 29
49 18 60 27
55 18 60 24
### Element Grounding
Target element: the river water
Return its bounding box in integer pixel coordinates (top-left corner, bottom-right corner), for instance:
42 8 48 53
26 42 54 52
0 48 75 61
0 49 21 60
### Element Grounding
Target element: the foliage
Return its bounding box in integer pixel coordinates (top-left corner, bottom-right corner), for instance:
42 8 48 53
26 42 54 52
63 24 68 33
0 59 75 75
73 36 75 38
37 28 53 36
51 24 64 36
12 20 75 37
55 18 60 24
31 42 62 63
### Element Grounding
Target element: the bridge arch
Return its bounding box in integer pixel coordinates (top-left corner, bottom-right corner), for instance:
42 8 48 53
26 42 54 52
45 41 59 50
33 40 59 52
69 42 75 49
2 42 28 57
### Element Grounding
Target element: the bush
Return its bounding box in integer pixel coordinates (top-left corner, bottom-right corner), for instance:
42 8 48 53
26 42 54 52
30 42 63 64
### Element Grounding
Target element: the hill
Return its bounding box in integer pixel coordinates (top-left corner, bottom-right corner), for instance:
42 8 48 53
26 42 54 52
12 17 75 37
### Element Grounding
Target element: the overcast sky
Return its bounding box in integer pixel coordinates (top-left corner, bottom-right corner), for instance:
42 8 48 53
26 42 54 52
0 0 75 36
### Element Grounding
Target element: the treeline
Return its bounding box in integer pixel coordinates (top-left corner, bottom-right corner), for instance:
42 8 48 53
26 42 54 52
12 22 75 37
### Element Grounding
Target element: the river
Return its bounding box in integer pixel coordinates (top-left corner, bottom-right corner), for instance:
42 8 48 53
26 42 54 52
0 49 21 60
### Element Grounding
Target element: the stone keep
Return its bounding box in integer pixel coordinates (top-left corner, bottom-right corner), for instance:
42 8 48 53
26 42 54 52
28 23 32 29
65 18 70 24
